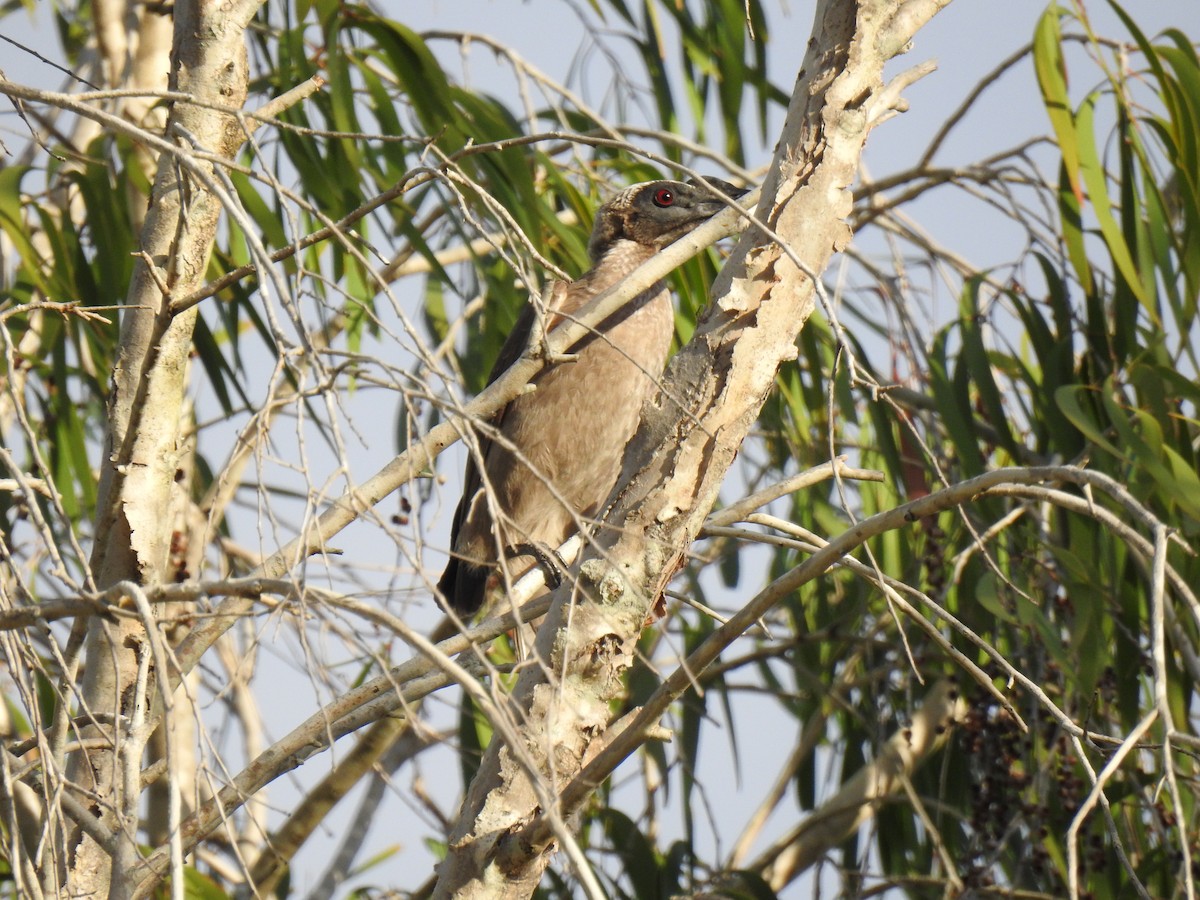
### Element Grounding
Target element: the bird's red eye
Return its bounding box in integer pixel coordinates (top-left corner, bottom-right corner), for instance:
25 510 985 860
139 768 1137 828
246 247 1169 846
652 188 674 208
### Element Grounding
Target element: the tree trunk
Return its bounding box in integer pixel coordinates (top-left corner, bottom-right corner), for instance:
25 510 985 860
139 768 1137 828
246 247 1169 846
66 2 261 895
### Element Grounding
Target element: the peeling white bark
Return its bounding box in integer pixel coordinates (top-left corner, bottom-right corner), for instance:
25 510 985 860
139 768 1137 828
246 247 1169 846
68 2 263 895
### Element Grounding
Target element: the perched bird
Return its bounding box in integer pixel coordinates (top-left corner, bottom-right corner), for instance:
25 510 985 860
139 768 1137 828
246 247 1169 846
437 176 747 622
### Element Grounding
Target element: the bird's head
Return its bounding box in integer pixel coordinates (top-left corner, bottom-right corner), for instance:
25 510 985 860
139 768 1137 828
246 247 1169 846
587 176 749 262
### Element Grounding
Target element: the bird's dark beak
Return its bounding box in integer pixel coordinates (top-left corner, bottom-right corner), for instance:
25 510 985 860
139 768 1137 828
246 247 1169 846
688 176 750 202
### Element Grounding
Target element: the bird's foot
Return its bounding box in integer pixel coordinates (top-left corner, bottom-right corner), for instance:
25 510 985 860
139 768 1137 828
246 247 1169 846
507 542 568 589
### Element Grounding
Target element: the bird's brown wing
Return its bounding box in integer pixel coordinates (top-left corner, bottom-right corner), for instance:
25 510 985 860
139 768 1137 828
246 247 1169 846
437 282 568 612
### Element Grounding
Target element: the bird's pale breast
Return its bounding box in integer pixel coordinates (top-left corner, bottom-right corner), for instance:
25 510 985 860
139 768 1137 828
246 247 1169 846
460 240 674 568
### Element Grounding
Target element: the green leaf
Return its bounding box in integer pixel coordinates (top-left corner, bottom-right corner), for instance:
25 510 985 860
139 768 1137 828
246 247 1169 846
1056 160 1094 296
457 693 492 788
358 15 460 142
600 808 661 899
192 316 238 416
348 843 401 877
1101 386 1200 521
1055 385 1124 458
178 866 231 900
230 171 288 250
958 279 1020 459
929 323 985 476
0 166 52 296
975 572 1017 625
1075 93 1156 320
1014 593 1065 666
1069 583 1108 698
1034 5 1082 202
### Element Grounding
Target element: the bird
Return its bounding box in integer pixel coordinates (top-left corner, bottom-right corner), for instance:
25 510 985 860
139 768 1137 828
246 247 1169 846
436 176 748 626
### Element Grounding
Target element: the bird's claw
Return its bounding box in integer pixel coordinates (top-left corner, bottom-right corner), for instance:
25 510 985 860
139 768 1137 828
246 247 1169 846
507 542 568 589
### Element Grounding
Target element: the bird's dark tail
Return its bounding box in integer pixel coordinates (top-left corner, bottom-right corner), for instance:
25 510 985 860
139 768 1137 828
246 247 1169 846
436 555 488 615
